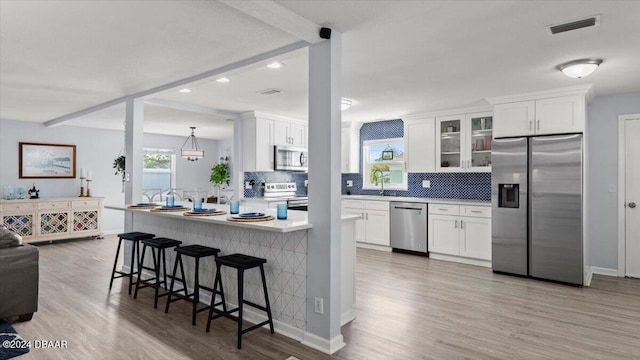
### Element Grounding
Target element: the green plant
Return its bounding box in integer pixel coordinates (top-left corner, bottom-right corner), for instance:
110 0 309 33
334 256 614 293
210 158 230 187
113 155 125 179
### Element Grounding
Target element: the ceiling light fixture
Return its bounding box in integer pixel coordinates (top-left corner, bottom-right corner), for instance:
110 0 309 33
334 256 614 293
267 61 284 69
178 88 192 93
181 126 204 161
216 77 230 83
557 58 603 78
341 98 353 111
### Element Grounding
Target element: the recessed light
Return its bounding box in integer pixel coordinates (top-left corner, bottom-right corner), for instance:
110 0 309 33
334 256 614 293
267 62 284 69
557 58 603 78
341 98 353 111
216 77 230 83
178 88 191 93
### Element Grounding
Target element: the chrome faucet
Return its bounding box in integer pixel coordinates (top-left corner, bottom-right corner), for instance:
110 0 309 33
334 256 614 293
373 169 385 195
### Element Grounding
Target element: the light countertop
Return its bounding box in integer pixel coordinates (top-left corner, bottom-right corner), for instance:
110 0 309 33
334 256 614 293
105 203 359 233
341 195 491 206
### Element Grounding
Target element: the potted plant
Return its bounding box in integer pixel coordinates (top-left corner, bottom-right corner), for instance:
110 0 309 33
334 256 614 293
113 155 125 192
210 157 230 203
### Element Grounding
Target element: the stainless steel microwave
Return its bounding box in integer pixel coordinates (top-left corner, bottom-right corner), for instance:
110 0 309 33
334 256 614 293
274 146 308 171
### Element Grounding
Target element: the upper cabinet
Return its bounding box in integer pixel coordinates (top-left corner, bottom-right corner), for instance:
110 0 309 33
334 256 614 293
241 111 307 172
489 86 592 138
341 122 362 173
435 111 493 173
274 120 306 147
404 117 436 173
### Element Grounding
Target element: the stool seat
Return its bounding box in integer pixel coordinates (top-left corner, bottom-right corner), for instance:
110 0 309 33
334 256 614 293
117 232 155 241
176 245 220 258
142 237 182 249
216 253 266 269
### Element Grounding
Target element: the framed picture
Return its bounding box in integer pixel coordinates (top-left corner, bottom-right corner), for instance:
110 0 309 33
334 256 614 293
381 150 394 161
19 142 76 179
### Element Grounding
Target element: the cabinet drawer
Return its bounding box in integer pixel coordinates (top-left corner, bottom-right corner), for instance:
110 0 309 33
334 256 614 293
72 200 101 208
428 204 460 215
38 201 70 210
342 199 366 209
365 201 389 211
461 206 491 218
1 202 37 212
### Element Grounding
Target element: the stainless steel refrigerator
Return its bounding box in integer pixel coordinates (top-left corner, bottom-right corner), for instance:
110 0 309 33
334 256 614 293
491 134 583 285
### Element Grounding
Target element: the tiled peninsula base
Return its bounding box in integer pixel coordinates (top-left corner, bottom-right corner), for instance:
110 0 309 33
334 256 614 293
125 212 307 336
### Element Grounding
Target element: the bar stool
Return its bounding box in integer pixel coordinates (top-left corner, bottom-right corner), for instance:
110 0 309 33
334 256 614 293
206 253 274 349
134 237 182 308
109 232 155 295
165 244 225 326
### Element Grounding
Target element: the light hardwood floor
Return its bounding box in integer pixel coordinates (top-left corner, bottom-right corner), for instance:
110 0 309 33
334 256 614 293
12 236 640 359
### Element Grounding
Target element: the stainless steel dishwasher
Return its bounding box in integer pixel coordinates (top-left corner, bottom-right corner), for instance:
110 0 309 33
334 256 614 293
390 202 428 253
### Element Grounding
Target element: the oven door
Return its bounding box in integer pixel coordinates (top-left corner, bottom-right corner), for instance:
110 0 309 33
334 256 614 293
274 146 308 171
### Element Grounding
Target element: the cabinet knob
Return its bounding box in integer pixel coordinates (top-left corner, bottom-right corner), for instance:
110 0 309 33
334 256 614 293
629 202 637 209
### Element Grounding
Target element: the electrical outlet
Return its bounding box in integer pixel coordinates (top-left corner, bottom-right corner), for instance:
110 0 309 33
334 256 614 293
609 184 616 193
314 297 323 314
346 180 353 187
304 180 309 187
422 180 431 188
245 181 252 190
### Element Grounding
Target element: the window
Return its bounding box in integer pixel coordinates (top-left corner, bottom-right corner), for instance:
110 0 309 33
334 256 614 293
142 148 175 201
362 138 407 190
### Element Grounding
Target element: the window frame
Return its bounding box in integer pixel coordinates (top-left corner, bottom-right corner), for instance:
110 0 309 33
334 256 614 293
361 138 408 191
142 148 176 195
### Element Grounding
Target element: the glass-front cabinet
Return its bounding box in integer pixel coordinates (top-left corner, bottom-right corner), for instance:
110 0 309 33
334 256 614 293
435 112 492 173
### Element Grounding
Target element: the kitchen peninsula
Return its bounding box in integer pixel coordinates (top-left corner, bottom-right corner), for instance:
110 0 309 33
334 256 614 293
106 204 359 342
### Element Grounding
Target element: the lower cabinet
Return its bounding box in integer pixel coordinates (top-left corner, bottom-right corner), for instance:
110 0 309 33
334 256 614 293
342 199 390 248
428 204 491 263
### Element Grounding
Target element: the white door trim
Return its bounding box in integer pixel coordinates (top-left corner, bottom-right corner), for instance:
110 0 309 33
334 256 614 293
617 113 640 276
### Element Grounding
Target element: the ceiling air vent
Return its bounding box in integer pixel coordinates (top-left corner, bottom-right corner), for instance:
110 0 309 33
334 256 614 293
257 88 283 96
548 15 600 34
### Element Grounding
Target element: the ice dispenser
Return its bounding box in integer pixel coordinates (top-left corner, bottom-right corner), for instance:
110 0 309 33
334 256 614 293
498 184 519 208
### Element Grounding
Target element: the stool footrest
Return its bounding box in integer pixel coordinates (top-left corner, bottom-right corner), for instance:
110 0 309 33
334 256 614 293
241 320 272 334
243 300 268 312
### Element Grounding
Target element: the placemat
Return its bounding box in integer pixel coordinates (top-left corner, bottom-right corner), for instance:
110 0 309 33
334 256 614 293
128 204 158 209
150 207 189 212
226 215 275 222
183 210 227 217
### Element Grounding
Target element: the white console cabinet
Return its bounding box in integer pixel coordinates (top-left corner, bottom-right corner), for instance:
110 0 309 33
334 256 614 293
0 197 103 242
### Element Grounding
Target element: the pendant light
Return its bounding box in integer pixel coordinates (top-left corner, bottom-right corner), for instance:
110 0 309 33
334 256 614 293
181 126 204 161
557 58 603 78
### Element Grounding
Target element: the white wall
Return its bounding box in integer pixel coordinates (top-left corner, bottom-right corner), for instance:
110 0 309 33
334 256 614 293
588 91 640 269
0 119 219 234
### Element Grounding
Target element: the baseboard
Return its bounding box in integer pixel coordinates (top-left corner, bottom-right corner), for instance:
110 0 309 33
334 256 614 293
102 229 123 236
429 253 491 268
590 266 619 277
341 309 355 326
301 332 345 355
356 242 391 252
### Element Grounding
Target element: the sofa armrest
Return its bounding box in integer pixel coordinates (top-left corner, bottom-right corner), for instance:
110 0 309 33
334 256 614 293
0 244 39 319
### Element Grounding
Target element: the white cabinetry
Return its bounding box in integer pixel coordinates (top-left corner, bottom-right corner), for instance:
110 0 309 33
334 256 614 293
489 86 592 138
241 111 308 172
274 120 306 147
404 117 435 172
428 203 491 266
341 122 361 173
342 199 390 249
0 197 103 243
435 111 493 172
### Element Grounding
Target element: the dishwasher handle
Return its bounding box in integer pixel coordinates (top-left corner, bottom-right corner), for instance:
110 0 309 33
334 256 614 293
393 206 423 211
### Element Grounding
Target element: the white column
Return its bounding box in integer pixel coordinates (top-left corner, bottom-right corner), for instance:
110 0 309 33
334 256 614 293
124 97 144 232
304 32 344 354
233 117 244 201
